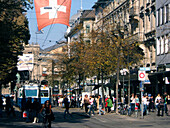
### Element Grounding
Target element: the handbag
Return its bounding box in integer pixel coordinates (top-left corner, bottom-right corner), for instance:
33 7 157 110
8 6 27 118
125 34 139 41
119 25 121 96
23 111 27 118
136 103 139 106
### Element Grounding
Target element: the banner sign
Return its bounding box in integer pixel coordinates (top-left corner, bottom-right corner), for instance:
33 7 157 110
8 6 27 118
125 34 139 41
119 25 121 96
17 54 34 71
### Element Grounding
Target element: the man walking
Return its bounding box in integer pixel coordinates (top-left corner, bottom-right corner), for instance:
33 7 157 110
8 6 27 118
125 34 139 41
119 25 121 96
63 95 72 119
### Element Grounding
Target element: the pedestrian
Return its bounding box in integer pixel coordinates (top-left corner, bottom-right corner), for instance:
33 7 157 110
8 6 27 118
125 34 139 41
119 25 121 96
125 95 128 105
164 95 168 115
106 96 113 113
25 97 33 122
63 95 72 119
130 93 135 112
88 95 95 116
84 94 90 113
93 96 97 111
97 95 105 115
149 96 154 112
142 95 147 116
167 95 170 116
32 98 40 123
105 95 108 112
146 95 150 115
135 95 140 108
40 100 52 128
112 96 115 111
158 96 164 116
58 96 63 107
79 96 83 109
155 94 161 111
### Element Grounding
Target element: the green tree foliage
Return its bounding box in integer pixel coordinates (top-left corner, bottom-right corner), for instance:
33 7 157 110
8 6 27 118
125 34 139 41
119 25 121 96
0 0 32 89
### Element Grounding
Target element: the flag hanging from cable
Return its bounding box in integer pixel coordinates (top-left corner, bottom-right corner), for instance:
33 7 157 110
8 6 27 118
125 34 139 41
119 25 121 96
34 0 72 31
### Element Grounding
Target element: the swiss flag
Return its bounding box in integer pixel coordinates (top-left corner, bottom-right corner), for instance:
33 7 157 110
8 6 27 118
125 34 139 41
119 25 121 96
34 0 72 31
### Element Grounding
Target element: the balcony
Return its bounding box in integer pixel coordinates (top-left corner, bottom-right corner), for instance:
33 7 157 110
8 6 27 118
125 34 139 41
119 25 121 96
129 6 139 17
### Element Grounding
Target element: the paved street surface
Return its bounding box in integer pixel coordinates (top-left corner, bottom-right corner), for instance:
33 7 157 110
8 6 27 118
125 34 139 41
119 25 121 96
0 106 170 128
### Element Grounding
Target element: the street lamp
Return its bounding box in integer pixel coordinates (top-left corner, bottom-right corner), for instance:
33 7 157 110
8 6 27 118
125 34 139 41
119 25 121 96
120 68 128 104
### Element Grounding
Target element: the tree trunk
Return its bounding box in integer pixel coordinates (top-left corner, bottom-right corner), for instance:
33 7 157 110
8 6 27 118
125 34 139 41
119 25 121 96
101 70 105 112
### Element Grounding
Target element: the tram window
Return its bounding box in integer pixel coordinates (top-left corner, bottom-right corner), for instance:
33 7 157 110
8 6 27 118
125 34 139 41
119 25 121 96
25 90 37 97
41 90 48 97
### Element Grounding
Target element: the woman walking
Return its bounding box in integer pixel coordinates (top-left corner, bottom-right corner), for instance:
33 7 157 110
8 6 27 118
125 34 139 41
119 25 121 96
40 100 52 128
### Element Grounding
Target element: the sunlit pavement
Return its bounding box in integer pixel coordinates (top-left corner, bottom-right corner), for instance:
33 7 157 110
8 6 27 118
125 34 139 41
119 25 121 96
0 106 170 128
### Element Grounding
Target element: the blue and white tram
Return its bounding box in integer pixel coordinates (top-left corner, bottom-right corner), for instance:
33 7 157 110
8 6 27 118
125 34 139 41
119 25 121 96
17 83 52 108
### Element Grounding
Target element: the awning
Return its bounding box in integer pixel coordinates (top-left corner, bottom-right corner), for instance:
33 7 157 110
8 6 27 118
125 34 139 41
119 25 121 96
148 71 170 84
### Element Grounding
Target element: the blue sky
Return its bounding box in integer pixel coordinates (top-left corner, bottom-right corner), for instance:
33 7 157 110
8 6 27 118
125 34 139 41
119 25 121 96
27 0 97 49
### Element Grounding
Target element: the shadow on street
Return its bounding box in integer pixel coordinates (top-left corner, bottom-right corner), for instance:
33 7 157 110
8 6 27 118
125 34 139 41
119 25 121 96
0 108 89 128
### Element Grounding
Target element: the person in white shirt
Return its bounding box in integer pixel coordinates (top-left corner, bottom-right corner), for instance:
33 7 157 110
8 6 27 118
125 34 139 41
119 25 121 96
88 95 95 116
130 93 135 111
142 95 148 115
155 94 161 111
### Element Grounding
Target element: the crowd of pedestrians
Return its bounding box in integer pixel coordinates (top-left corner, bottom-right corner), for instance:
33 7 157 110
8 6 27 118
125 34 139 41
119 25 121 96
59 92 170 118
71 94 115 116
127 93 170 117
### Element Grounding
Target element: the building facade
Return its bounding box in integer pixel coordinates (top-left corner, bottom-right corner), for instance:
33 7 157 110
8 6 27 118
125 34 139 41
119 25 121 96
149 0 170 95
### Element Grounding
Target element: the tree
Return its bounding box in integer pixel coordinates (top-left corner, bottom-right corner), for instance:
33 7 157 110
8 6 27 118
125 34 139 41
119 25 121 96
0 0 32 92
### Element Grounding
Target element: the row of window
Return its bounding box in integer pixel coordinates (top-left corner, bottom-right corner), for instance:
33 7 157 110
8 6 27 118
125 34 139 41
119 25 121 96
156 34 169 55
156 4 169 27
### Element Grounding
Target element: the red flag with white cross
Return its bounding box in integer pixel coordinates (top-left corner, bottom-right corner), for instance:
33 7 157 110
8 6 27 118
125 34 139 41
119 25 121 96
34 0 72 31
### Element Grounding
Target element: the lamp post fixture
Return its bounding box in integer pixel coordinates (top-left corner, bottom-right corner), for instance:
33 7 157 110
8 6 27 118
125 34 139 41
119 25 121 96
120 68 127 104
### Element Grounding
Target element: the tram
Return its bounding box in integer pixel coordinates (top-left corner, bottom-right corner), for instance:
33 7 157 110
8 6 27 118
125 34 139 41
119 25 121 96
17 83 52 108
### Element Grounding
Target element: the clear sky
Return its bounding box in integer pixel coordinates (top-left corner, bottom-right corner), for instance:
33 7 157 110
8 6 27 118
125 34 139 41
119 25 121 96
27 0 97 49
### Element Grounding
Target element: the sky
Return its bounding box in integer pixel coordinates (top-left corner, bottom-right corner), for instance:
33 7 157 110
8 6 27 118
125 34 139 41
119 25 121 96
27 0 97 49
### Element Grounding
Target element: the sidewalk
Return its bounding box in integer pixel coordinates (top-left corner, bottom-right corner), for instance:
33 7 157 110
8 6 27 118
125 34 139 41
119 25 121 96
55 106 170 121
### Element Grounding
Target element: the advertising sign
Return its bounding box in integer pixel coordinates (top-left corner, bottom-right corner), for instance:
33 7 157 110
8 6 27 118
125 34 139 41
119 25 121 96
17 54 34 71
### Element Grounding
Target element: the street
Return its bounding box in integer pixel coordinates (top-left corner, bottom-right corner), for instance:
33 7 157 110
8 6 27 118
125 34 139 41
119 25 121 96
0 106 170 128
